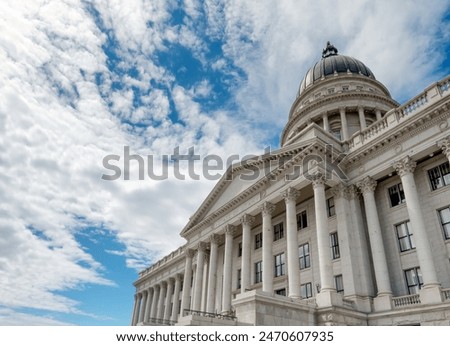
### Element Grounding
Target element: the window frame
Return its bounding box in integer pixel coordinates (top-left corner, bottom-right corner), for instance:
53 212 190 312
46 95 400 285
327 197 336 217
274 252 286 277
427 161 450 191
255 232 263 250
438 206 450 240
254 261 262 284
300 282 312 299
274 288 286 296
404 267 423 294
396 220 415 252
330 232 340 259
298 242 311 270
388 182 406 207
334 274 344 293
273 222 284 241
297 210 308 230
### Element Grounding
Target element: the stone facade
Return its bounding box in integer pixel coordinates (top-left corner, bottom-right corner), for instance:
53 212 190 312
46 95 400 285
131 43 450 326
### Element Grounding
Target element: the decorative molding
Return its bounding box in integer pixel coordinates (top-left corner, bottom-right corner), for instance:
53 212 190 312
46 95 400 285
240 214 255 227
209 233 222 245
393 156 417 177
224 224 236 237
357 176 377 194
437 136 450 158
347 185 360 199
330 184 351 200
310 174 327 189
282 187 300 203
260 201 276 216
185 248 195 259
197 242 207 253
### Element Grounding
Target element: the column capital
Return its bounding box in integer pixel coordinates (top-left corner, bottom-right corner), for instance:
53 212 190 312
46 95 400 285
357 176 377 194
153 283 161 290
185 248 195 258
209 233 222 245
240 214 255 227
282 187 299 203
393 156 417 177
160 280 167 288
167 277 175 285
196 241 207 252
347 185 360 199
330 184 351 199
175 273 183 281
224 224 236 237
260 201 275 216
358 105 365 112
339 106 346 113
310 174 327 189
437 137 450 157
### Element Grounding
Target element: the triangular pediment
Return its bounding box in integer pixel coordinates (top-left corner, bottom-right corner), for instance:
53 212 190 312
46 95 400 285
180 126 342 237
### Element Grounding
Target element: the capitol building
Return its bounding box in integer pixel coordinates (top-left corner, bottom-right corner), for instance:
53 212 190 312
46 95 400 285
131 42 450 326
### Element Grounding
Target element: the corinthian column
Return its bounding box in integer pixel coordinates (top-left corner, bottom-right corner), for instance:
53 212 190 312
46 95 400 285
192 242 206 311
164 278 174 321
149 284 160 319
393 157 439 288
206 234 220 313
357 177 392 297
180 249 195 315
282 187 301 298
131 294 139 325
156 281 167 319
240 214 255 293
222 225 235 313
171 274 182 322
261 202 275 293
139 290 148 323
312 175 334 292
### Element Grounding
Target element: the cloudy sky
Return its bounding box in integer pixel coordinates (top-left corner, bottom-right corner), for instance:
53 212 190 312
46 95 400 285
0 0 449 326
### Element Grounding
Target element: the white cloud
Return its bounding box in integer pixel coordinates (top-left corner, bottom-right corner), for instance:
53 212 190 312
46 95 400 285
0 0 448 325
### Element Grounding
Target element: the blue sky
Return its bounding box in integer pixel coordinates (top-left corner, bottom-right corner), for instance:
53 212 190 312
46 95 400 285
0 0 449 326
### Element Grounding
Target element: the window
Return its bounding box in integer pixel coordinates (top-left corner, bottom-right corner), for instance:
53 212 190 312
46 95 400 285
327 197 336 217
428 162 450 190
404 267 423 294
388 183 405 207
297 210 308 229
335 274 344 293
328 88 335 94
396 221 415 252
356 85 363 91
331 129 341 140
237 269 241 289
275 288 286 296
439 207 450 240
238 242 242 257
274 222 284 241
342 86 349 91
255 232 263 249
330 232 340 259
300 282 312 299
298 243 311 269
274 253 285 277
254 261 262 284
315 93 321 99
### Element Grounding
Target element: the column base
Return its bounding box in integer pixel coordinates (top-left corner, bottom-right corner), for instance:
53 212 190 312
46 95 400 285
316 290 341 308
344 294 372 313
373 294 393 312
420 284 443 305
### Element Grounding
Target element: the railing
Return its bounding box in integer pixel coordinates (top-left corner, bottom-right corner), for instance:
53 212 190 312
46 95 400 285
360 117 388 143
147 317 176 326
183 309 237 321
399 94 428 118
439 77 450 94
392 294 421 308
442 288 450 301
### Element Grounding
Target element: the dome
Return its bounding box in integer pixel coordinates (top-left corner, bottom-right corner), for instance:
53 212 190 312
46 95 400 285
298 42 376 96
